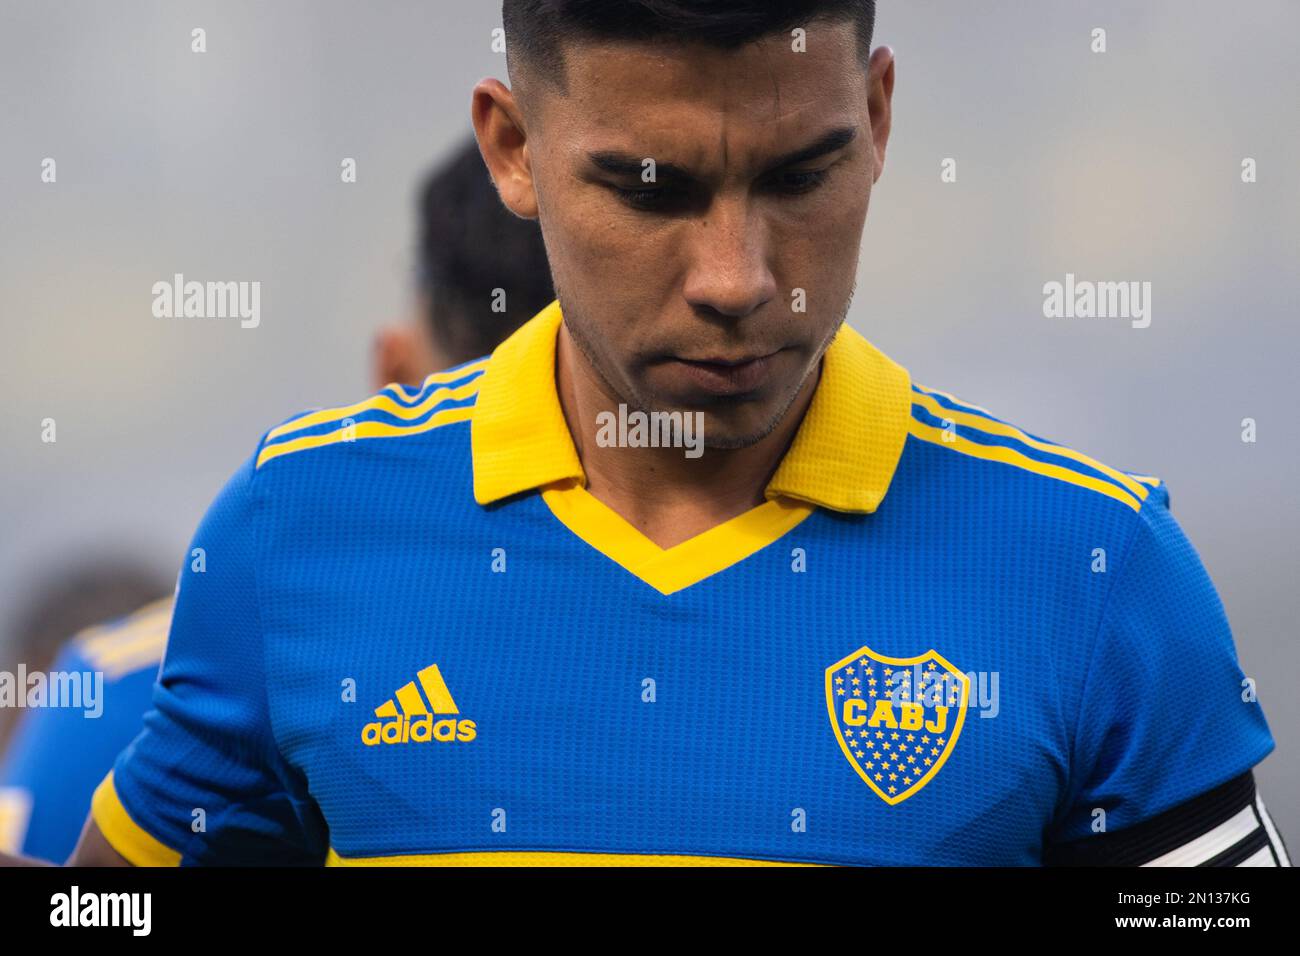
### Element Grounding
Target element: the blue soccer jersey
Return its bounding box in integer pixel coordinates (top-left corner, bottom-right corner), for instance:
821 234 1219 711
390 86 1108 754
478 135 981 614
91 300 1275 865
1 599 168 862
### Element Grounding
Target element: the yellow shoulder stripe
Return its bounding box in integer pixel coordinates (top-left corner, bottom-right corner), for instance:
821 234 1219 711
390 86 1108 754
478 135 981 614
78 615 168 655
907 416 1144 513
1127 473 1162 487
265 375 485 443
257 404 474 468
911 387 1150 504
74 598 171 649
421 358 490 386
86 635 166 680
75 599 172 678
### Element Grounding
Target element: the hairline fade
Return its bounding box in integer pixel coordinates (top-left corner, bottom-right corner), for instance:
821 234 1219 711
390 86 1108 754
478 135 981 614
502 0 877 100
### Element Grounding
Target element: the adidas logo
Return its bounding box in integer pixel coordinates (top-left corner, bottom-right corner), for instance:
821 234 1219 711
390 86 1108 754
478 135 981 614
361 663 477 746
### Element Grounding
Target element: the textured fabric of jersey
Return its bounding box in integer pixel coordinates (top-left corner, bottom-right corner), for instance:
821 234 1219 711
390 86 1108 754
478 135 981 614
0 600 168 861
92 299 1275 866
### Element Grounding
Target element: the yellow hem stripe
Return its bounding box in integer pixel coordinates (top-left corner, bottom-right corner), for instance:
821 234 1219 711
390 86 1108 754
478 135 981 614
257 404 474 469
911 388 1149 502
326 848 819 866
907 418 1143 512
91 772 182 867
0 788 33 855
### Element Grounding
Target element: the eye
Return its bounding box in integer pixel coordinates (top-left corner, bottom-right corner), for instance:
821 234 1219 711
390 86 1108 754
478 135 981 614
611 185 666 210
606 168 829 213
772 168 831 194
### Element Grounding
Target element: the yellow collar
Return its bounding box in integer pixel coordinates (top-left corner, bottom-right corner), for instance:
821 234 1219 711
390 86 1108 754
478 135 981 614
471 299 912 513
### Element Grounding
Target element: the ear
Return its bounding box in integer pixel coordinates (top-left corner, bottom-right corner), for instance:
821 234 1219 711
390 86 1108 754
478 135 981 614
471 78 539 219
371 322 439 391
866 46 895 184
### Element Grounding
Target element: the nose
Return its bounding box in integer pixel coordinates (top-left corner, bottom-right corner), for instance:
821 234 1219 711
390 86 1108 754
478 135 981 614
680 195 777 320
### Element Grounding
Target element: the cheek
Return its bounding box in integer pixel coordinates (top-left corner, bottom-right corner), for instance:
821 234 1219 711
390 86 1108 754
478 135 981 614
549 210 650 312
543 172 651 268
774 181 870 282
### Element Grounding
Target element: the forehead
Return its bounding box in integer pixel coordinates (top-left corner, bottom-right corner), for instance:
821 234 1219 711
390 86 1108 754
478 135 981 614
536 21 868 175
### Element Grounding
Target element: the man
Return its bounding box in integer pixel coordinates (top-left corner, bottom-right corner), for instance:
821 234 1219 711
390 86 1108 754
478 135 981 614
0 135 553 863
48 0 1284 866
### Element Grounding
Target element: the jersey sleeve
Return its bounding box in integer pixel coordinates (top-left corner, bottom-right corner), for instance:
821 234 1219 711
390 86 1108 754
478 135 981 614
1046 769 1291 865
90 448 327 865
1048 481 1276 850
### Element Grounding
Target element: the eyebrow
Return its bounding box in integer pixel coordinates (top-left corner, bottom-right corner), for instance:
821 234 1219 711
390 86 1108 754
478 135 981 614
587 125 857 181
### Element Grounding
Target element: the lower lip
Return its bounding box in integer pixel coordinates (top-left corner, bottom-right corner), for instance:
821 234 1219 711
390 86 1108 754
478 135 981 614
665 353 776 396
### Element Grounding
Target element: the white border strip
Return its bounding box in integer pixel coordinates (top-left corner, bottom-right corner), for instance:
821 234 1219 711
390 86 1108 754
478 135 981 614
1141 805 1259 867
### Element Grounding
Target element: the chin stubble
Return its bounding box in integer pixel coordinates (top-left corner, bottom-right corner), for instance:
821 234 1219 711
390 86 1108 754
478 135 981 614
558 283 856 452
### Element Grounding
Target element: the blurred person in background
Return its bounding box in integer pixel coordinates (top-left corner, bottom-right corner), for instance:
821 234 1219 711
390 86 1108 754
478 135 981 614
0 564 169 859
374 133 556 388
0 134 553 862
0 562 167 754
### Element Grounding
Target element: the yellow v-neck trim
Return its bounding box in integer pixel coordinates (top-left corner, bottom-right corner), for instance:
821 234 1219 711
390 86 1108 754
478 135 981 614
541 482 814 596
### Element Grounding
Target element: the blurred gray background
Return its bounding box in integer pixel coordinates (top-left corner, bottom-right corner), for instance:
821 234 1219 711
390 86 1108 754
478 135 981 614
1 1 1296 848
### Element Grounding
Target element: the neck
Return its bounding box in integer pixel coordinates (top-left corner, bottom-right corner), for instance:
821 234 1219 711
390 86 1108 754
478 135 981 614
555 322 817 547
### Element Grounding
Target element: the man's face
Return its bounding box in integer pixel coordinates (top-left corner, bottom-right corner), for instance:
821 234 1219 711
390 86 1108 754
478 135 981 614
513 20 888 448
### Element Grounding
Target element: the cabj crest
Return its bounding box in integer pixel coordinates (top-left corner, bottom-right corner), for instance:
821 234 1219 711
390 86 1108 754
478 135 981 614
825 645 969 805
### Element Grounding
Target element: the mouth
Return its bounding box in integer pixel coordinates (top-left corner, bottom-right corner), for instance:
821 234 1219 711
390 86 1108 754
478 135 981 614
661 349 783 396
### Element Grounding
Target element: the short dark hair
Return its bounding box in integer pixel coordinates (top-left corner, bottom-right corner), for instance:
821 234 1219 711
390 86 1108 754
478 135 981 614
503 0 876 94
416 136 556 363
